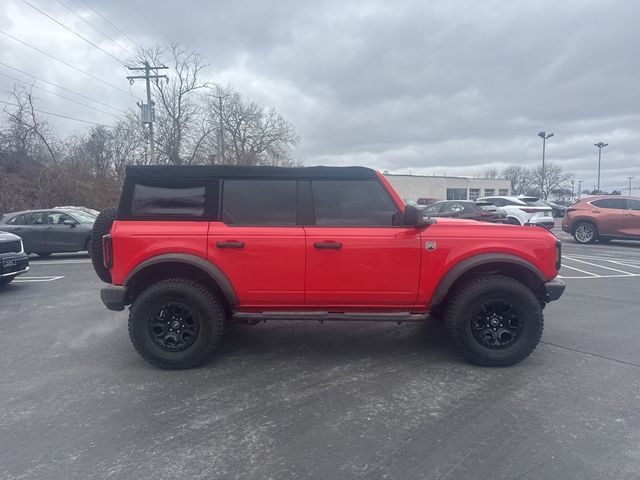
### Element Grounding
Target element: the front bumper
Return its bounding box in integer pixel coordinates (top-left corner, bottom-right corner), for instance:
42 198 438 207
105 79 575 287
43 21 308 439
544 277 565 302
101 285 127 311
0 252 29 278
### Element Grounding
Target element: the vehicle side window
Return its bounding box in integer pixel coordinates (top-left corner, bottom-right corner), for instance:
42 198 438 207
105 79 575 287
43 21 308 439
6 214 22 225
442 202 464 212
132 184 206 217
12 213 42 225
627 199 640 211
45 212 76 225
221 179 297 226
424 204 441 213
592 198 626 209
311 180 399 226
490 198 505 207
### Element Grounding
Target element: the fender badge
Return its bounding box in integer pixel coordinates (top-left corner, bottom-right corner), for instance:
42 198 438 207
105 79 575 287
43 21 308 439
425 241 437 251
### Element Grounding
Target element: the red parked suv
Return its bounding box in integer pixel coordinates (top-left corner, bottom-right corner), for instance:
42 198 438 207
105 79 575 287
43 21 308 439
562 196 640 244
91 165 564 369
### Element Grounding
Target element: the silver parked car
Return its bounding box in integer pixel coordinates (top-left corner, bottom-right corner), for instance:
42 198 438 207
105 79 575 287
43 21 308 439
0 209 95 257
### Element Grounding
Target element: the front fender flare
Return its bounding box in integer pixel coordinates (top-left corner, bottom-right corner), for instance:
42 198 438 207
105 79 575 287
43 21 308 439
430 253 547 306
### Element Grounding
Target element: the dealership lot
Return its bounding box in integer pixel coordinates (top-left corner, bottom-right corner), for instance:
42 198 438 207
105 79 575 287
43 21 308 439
2 233 640 479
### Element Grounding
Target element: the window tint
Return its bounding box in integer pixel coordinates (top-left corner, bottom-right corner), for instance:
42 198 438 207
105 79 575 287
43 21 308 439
222 180 297 225
312 180 398 226
591 198 626 209
132 184 205 217
626 199 640 211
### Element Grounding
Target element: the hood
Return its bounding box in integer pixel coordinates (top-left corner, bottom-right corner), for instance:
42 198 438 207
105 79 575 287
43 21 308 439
0 231 21 242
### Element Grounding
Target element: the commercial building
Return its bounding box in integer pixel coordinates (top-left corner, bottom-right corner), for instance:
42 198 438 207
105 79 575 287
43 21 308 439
384 173 512 202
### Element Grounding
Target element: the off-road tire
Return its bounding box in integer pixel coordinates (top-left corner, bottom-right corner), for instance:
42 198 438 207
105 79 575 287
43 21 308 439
444 275 543 367
91 207 117 283
128 278 226 369
573 222 597 244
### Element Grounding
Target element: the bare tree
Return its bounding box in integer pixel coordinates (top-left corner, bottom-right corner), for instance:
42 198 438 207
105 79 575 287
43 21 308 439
531 162 574 200
483 167 498 179
206 84 299 166
501 165 533 196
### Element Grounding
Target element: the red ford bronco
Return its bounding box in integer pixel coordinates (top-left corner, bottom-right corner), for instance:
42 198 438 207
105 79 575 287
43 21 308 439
91 165 564 369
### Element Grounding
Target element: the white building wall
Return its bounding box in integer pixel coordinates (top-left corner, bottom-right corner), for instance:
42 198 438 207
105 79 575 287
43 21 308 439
384 174 512 201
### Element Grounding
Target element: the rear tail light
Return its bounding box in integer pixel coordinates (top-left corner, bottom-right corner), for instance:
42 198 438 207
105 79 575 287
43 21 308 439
103 234 113 269
519 208 539 213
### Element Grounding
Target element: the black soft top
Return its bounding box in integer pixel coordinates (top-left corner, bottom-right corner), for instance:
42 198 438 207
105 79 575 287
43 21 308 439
125 165 377 180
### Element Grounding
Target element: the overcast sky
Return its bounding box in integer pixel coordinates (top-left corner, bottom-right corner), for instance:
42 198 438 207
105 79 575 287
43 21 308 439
1 0 639 192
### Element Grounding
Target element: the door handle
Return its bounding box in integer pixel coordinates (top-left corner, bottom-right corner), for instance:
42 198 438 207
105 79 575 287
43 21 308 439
216 241 245 249
314 241 342 249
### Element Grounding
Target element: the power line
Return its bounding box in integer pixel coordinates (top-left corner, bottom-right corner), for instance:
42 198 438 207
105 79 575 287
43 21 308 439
124 0 172 43
77 0 144 52
55 0 134 59
0 29 131 97
0 99 112 127
0 71 121 118
21 0 125 65
0 62 127 114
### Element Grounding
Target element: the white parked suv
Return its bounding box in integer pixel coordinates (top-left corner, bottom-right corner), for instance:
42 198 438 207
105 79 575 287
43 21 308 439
477 196 554 228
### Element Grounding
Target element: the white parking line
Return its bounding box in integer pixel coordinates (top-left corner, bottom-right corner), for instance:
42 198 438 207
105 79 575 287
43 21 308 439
562 256 635 275
14 276 65 282
559 264 599 276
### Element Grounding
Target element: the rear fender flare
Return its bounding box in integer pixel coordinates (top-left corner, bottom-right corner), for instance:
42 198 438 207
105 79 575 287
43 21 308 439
124 253 238 305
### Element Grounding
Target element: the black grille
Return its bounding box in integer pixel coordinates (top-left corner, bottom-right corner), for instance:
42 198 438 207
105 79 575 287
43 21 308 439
0 240 21 254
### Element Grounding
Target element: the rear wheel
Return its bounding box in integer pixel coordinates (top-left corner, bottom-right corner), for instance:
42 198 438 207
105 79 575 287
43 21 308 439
444 275 543 366
128 278 226 369
573 222 597 244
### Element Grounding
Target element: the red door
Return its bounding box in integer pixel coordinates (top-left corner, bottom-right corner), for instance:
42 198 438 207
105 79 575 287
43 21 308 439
208 223 305 306
304 227 421 307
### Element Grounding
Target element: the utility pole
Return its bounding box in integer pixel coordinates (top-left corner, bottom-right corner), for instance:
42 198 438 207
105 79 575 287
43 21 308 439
570 179 574 200
594 141 608 193
629 176 635 196
578 180 583 199
127 62 168 163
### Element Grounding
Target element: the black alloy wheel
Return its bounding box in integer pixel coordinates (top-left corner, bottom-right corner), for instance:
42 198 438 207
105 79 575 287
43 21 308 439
470 298 523 349
147 302 200 352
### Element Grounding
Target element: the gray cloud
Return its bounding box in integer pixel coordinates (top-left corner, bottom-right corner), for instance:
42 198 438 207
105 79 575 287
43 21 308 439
1 0 639 192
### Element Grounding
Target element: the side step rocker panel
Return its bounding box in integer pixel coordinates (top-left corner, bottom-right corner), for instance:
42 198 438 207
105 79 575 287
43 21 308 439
232 311 429 323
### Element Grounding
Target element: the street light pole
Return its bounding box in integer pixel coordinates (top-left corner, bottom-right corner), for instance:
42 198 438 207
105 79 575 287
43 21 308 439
594 142 608 193
538 131 554 199
629 176 635 196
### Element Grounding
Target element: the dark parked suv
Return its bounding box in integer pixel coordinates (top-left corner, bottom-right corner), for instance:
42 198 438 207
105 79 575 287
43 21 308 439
0 231 29 286
562 196 640 243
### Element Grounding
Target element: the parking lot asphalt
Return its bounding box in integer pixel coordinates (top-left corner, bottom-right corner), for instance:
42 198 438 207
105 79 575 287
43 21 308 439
2 230 640 480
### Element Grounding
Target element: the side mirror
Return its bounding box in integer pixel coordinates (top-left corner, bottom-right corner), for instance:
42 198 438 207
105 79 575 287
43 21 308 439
404 204 436 227
63 219 76 227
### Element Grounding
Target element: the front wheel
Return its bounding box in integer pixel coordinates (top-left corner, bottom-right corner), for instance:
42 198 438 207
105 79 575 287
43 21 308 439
573 222 597 244
128 278 226 369
444 275 543 366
